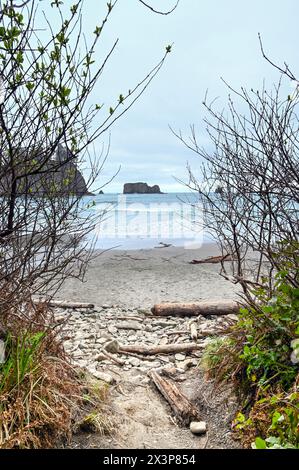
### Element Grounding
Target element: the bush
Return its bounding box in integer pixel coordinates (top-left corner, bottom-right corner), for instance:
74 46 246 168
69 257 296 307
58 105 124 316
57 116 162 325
0 302 81 448
201 259 299 448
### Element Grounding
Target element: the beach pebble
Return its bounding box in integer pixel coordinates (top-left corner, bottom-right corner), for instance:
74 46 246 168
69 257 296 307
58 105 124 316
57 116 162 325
92 370 115 384
116 320 142 331
127 335 138 341
159 337 168 345
190 421 207 435
181 359 196 371
107 325 118 335
104 339 119 353
129 357 141 367
227 314 238 322
95 353 107 362
175 353 186 361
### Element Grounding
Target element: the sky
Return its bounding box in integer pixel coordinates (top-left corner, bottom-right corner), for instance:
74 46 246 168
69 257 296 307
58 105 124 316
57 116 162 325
72 0 299 192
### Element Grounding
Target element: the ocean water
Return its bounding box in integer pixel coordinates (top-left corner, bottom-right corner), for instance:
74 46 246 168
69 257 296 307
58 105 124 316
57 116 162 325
83 192 209 250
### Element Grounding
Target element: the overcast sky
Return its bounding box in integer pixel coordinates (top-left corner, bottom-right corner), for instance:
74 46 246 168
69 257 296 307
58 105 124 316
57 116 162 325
78 0 299 193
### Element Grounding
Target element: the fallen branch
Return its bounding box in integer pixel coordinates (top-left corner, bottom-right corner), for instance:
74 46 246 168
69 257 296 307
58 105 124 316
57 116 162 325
102 349 125 366
33 299 95 309
149 370 201 425
189 254 236 264
119 342 204 356
151 300 240 317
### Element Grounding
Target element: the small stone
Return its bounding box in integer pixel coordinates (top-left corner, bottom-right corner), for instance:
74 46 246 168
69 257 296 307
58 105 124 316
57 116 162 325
227 314 238 322
154 320 177 328
97 337 108 345
102 304 110 309
104 339 119 353
128 335 137 342
159 337 168 346
116 321 142 331
85 333 96 340
181 359 196 371
175 353 186 361
129 357 140 367
95 353 107 362
107 325 118 335
92 370 115 384
190 421 207 435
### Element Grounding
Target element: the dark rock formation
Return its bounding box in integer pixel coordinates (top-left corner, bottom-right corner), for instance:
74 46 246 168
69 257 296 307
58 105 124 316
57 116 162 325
0 144 90 196
123 182 162 194
99 190 104 194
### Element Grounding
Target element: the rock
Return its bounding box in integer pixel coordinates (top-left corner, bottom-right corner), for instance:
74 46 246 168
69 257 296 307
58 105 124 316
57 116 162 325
129 357 140 367
95 353 107 362
154 320 177 328
127 335 138 342
226 314 238 322
107 325 118 335
175 353 186 361
116 321 142 331
137 309 151 315
159 337 168 346
190 421 207 435
85 333 96 340
123 182 162 194
181 359 196 371
92 370 115 384
104 339 119 353
97 337 109 345
0 145 91 196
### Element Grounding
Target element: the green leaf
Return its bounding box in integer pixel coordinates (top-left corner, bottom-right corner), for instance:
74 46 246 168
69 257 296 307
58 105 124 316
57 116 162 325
254 437 267 449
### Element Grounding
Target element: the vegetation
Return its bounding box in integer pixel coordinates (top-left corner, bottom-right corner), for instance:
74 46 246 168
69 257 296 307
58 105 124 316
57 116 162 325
0 0 177 448
180 47 299 449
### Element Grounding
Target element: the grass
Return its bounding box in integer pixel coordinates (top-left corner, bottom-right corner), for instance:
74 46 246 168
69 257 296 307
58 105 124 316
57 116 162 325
0 299 112 448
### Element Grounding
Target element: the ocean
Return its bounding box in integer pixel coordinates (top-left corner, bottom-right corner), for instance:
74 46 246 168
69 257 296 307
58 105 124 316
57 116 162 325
84 192 209 250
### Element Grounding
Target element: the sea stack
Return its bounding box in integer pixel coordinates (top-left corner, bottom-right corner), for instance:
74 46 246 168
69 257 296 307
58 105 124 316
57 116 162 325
123 182 162 194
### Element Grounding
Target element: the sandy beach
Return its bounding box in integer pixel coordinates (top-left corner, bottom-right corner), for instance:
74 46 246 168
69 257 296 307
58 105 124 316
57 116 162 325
58 243 240 308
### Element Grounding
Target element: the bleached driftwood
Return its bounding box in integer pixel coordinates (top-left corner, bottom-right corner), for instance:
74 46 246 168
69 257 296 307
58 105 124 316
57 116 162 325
189 254 235 264
119 342 204 356
149 370 201 425
33 299 95 309
151 300 240 317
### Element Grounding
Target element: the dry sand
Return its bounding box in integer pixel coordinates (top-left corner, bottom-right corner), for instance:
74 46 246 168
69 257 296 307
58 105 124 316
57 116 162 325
58 243 240 309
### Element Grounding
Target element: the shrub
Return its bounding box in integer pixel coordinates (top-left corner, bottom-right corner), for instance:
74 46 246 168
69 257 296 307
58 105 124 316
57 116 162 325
201 260 299 448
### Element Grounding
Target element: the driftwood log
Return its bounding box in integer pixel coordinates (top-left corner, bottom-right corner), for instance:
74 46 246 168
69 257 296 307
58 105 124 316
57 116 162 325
33 299 95 309
189 254 236 264
149 370 201 425
119 342 204 356
151 300 240 317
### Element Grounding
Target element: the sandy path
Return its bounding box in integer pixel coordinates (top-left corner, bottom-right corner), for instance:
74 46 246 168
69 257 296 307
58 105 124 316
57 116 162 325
56 244 241 449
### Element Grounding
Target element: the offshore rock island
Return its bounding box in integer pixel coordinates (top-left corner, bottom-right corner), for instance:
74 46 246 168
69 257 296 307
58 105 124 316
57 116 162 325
123 182 162 194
